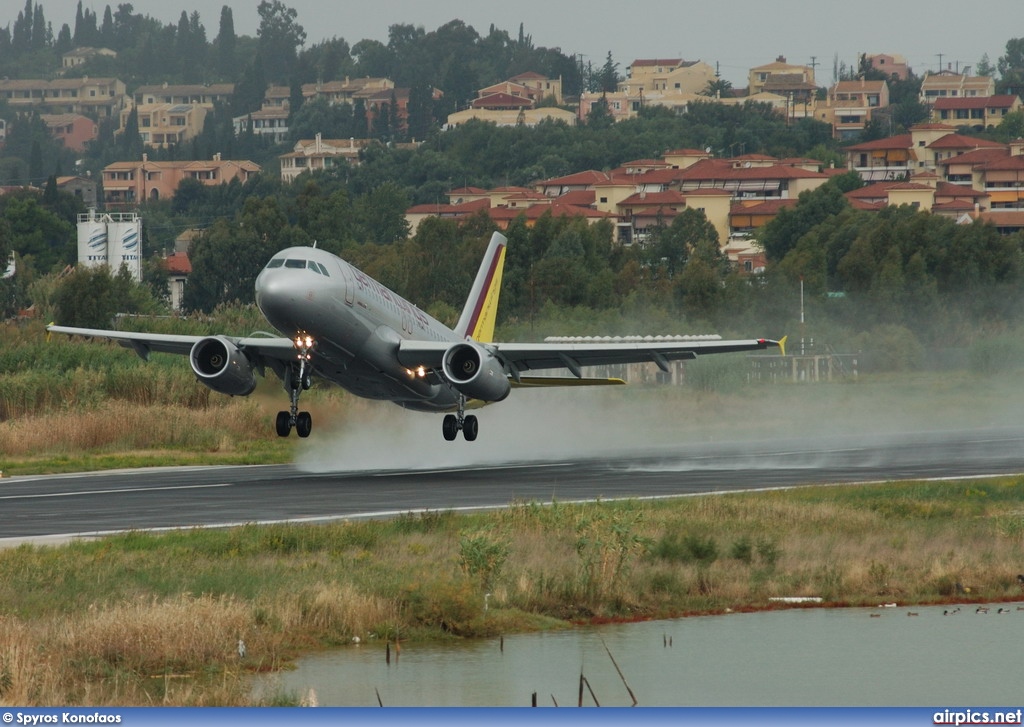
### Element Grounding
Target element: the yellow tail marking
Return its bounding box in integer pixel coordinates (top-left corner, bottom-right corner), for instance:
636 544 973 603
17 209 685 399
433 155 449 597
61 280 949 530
470 245 505 343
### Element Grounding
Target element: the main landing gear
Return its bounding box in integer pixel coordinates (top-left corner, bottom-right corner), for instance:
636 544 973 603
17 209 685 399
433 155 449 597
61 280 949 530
442 395 478 442
276 333 314 438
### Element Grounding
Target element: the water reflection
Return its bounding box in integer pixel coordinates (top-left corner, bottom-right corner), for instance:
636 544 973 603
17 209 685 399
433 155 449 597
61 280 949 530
258 603 1024 706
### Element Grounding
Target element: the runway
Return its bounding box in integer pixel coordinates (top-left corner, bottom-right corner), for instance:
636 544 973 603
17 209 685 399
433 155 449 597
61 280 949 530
3 427 1024 544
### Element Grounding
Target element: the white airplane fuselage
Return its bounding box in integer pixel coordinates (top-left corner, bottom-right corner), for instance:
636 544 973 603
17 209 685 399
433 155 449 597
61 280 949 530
255 246 464 412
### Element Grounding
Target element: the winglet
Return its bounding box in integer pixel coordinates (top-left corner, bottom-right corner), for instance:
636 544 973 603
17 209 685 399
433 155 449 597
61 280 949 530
777 335 787 357
455 232 507 343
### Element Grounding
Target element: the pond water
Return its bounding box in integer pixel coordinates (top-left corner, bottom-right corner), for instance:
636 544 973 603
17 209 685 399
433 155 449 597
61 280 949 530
255 602 1024 706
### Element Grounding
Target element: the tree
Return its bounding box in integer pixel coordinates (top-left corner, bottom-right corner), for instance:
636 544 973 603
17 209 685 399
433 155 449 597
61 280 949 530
215 5 237 78
701 78 733 98
997 38 1024 95
597 51 620 94
184 197 309 312
976 53 996 77
256 0 306 84
52 265 155 328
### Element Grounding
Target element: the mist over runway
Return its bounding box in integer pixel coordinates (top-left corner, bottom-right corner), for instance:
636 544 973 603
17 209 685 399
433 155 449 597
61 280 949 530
3 426 1024 544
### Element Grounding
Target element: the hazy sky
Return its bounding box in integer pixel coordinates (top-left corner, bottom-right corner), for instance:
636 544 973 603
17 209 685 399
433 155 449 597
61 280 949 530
45 0 1018 86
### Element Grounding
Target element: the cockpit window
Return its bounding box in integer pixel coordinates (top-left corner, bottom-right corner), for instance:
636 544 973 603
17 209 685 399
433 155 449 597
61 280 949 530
284 259 306 269
266 258 285 268
316 262 330 276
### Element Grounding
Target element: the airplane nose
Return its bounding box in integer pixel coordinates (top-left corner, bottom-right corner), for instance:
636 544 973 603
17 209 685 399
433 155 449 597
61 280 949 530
256 269 302 326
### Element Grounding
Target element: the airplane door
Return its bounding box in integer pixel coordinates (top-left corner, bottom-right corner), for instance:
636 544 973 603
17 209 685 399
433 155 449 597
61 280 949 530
340 262 355 305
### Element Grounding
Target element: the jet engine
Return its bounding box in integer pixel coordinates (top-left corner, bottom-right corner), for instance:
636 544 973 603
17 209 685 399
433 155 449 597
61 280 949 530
189 336 257 396
442 342 511 402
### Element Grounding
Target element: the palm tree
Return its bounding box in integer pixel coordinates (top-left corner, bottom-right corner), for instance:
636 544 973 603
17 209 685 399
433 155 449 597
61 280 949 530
701 78 733 97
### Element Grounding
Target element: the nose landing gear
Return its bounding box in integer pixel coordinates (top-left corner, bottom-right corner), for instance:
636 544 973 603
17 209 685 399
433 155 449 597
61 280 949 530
277 332 315 438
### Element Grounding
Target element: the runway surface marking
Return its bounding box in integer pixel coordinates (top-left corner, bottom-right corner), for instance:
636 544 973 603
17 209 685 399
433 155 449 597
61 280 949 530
0 482 234 500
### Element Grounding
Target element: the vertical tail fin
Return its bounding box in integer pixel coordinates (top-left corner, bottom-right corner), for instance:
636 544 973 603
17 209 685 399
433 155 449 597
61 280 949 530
455 231 507 342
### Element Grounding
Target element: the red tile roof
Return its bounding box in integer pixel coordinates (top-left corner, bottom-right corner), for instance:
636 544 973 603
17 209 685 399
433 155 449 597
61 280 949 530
928 134 1005 150
933 95 1019 110
538 170 611 187
164 251 191 275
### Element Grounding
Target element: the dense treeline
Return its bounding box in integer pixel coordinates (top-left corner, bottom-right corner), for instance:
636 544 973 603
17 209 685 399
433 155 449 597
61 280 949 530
2 2 1024 370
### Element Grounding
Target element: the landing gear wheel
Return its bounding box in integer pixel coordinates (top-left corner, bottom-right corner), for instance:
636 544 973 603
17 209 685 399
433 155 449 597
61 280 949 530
276 411 292 437
442 414 459 441
463 414 478 442
295 411 312 438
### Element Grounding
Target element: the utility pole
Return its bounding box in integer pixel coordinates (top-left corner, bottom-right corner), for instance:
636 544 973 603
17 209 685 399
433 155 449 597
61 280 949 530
937 52 944 73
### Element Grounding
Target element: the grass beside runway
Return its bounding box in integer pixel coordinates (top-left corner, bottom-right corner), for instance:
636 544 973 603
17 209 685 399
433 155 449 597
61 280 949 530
2 477 1024 705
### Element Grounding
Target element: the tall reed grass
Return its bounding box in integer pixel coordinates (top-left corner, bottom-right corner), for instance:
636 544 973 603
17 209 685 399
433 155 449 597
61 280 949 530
3 478 1024 704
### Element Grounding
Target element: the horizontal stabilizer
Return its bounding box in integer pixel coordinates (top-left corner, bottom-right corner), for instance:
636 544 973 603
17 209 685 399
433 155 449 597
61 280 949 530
511 376 626 388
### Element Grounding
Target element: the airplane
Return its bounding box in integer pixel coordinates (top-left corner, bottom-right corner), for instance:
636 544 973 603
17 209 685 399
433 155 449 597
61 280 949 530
47 231 785 441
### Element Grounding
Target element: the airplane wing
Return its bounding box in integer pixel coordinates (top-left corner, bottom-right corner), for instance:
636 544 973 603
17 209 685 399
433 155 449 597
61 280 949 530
45 325 297 362
398 336 785 380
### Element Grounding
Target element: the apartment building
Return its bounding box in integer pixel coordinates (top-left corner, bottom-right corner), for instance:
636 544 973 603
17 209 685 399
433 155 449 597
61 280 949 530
121 103 207 149
61 47 116 69
938 139 1024 209
279 135 373 183
479 72 564 105
865 53 910 81
845 124 1006 180
101 154 260 208
622 58 717 97
133 83 235 107
41 113 97 152
0 77 126 118
931 95 1022 130
819 79 890 140
748 56 816 96
233 105 290 143
919 71 995 103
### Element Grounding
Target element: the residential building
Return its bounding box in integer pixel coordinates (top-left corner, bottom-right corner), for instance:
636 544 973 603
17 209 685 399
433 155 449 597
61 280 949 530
919 71 995 103
748 56 816 96
819 79 890 140
121 103 207 149
279 135 375 183
479 72 563 105
845 124 1005 181
938 139 1024 208
300 77 394 106
164 251 191 311
133 83 234 107
56 175 98 208
622 58 717 97
0 77 126 118
845 176 989 217
41 113 98 152
577 91 634 122
61 47 116 69
234 105 290 143
865 53 910 81
674 157 830 200
931 95 1022 130
445 105 576 128
101 154 260 208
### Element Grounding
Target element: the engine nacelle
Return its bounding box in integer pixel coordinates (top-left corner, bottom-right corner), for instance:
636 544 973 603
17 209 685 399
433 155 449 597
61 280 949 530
190 336 257 396
442 342 511 402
